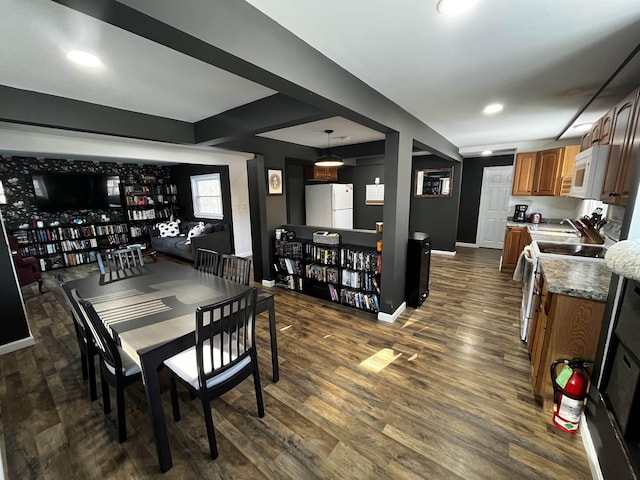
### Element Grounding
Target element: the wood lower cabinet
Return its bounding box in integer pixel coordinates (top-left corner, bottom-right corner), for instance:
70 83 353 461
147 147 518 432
528 272 606 402
512 146 579 196
500 226 530 271
304 166 338 182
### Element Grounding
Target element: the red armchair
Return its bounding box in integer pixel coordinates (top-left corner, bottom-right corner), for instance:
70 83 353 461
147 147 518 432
8 235 43 293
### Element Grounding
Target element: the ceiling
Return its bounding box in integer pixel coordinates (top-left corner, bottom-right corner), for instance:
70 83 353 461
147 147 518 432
2 0 640 159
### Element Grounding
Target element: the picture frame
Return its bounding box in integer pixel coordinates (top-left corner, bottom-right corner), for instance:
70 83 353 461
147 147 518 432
268 169 283 195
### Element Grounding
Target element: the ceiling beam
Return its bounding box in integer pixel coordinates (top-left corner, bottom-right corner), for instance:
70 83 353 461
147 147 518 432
195 94 328 145
0 86 194 144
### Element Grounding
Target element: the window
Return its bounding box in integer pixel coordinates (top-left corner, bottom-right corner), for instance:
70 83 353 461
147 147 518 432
0 180 6 205
191 173 223 219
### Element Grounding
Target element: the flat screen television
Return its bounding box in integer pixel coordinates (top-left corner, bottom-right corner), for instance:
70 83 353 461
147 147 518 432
31 173 121 212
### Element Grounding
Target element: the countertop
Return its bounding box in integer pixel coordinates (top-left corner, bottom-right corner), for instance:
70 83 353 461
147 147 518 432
507 220 612 301
538 257 612 302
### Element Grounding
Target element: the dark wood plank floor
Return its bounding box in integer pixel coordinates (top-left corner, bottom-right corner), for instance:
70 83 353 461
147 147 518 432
0 248 592 479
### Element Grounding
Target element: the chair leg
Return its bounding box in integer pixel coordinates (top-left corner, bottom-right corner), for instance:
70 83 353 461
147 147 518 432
87 353 97 402
101 374 111 414
252 363 265 418
80 351 88 380
37 279 44 293
169 377 181 422
116 382 127 443
201 397 219 459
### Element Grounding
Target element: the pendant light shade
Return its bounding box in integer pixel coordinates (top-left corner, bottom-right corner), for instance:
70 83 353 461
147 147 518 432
315 129 344 167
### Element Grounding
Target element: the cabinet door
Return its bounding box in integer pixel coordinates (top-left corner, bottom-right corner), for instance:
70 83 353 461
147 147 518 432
598 107 615 145
601 92 637 203
512 152 536 195
500 226 525 270
534 148 562 195
305 166 338 181
580 130 592 152
590 119 602 146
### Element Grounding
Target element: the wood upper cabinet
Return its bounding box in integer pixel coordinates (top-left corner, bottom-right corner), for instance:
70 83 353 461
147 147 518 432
500 226 530 271
304 166 338 182
598 107 615 146
600 89 639 205
512 147 576 196
512 152 537 195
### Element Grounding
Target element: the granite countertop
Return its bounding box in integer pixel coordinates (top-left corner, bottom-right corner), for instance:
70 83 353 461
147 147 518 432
507 220 598 244
538 257 612 302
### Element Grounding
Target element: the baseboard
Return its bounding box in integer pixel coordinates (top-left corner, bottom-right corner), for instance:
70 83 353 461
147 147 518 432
0 335 35 356
580 415 603 480
261 279 276 288
377 302 406 323
456 242 478 248
432 249 456 256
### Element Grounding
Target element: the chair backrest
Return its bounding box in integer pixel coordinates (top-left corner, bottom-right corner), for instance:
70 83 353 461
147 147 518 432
98 245 144 274
219 254 251 286
71 289 122 373
195 288 257 390
194 248 221 275
59 282 93 349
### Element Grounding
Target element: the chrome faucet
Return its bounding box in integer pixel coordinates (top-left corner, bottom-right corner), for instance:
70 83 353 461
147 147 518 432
562 218 583 237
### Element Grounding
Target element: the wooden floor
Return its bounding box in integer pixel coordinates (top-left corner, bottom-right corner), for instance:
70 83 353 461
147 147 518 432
0 247 592 479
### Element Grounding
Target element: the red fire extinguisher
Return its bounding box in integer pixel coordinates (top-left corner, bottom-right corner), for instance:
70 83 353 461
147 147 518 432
550 358 591 434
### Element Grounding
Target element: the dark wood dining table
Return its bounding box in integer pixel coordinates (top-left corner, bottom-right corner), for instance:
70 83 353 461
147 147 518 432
65 260 279 472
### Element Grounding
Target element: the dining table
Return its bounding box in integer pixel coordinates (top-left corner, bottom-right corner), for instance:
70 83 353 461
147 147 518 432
64 260 279 472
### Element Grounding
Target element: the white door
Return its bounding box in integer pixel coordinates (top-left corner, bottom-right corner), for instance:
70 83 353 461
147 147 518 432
332 183 353 210
477 165 513 249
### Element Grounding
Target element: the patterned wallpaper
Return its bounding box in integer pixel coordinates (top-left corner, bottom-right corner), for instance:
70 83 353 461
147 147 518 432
0 156 172 230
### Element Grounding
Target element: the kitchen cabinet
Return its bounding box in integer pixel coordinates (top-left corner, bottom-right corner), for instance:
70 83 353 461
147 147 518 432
581 118 601 151
600 89 639 205
512 146 578 196
500 226 530 271
304 166 338 182
528 269 606 402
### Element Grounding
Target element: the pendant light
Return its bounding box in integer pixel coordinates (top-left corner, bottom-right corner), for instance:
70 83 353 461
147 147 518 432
315 129 344 167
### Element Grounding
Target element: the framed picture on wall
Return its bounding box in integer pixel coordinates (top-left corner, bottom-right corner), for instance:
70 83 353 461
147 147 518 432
268 169 283 195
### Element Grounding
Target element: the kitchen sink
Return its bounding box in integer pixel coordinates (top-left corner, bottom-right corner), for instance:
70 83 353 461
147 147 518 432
533 241 607 260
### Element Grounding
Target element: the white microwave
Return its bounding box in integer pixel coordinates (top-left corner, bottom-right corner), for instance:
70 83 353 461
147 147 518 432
569 145 610 199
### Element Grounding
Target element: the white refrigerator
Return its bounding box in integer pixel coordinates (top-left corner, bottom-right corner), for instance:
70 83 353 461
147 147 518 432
305 183 353 229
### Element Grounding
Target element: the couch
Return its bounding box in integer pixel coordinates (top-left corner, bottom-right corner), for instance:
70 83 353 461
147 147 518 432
8 235 43 292
150 221 232 262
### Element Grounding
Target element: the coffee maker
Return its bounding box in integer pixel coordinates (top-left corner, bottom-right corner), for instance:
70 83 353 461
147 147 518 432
513 204 528 222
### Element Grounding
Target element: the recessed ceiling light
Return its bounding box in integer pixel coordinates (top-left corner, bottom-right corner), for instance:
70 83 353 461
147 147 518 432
483 103 503 114
437 0 479 15
481 150 492 156
66 50 102 67
572 123 592 132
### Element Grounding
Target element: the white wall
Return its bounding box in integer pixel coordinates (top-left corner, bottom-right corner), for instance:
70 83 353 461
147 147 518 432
507 195 607 222
0 122 255 256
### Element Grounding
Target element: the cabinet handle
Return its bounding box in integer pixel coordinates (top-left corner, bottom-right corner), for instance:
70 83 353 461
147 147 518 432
609 192 619 197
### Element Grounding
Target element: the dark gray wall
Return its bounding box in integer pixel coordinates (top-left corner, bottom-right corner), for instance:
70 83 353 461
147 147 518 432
169 164 234 246
0 215 30 345
456 154 515 244
338 158 385 231
409 157 462 252
285 164 305 226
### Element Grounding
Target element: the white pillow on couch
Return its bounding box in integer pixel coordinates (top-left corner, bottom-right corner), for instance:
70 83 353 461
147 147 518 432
156 220 181 238
185 222 206 245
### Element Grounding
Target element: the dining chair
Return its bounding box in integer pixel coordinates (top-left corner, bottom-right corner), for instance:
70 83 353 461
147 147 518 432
218 254 251 285
194 248 221 275
217 253 279 382
72 289 142 443
58 281 99 401
163 288 264 459
97 245 144 274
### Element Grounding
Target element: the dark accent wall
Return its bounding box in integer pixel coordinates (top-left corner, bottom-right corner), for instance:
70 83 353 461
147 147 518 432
285 164 305 226
0 156 170 230
168 164 234 249
338 158 385 231
456 154 515 244
0 215 30 346
409 157 462 251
